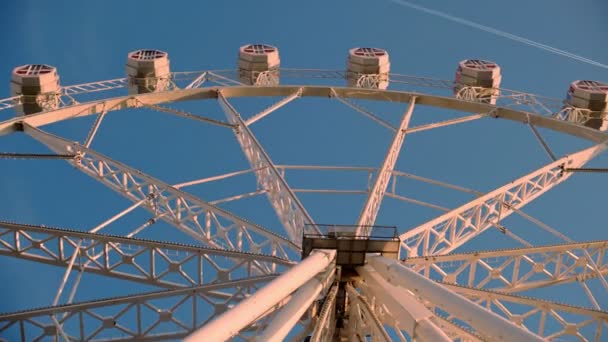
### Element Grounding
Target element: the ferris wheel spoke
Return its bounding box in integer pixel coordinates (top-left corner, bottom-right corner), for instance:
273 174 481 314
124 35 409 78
365 255 545 341
0 275 275 342
356 265 454 341
185 249 336 341
400 142 608 257
23 124 300 260
443 283 608 340
0 221 292 288
256 262 334 341
218 90 319 243
357 97 417 235
403 240 608 293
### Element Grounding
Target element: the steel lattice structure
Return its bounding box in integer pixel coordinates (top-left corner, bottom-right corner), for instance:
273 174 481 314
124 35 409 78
0 66 607 342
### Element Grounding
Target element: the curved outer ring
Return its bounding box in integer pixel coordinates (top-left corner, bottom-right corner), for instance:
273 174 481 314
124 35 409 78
0 85 606 144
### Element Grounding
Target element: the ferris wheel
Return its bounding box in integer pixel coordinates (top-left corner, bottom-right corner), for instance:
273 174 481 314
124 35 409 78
0 43 607 342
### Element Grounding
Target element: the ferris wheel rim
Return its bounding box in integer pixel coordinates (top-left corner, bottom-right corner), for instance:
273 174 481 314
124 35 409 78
2 78 608 341
1 84 606 144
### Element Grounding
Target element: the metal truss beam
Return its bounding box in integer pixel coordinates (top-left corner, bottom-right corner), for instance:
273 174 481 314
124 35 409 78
443 283 608 340
186 249 336 341
0 221 293 288
366 255 544 341
357 97 417 235
0 276 275 342
400 142 607 257
62 78 129 96
403 240 608 293
356 265 453 342
23 124 300 260
344 283 392 341
310 284 338 342
218 90 319 243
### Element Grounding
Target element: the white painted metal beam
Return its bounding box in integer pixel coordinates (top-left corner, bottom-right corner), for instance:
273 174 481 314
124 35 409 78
366 255 544 341
403 240 608 293
256 267 334 341
23 124 300 260
0 276 275 342
185 249 336 341
2 87 607 146
445 283 608 340
357 97 417 235
218 90 319 243
400 142 607 257
0 221 292 288
357 265 452 341
245 88 302 126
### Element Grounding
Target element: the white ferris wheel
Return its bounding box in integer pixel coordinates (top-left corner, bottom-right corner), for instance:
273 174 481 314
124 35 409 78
0 44 607 342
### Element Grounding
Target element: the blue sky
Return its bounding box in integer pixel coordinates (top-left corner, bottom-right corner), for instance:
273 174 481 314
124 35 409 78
0 0 607 339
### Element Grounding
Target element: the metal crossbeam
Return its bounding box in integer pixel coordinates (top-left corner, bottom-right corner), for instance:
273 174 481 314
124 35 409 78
404 240 608 292
443 284 608 340
24 124 300 260
345 284 392 341
245 88 302 126
330 91 398 131
218 90 319 243
406 113 486 134
400 142 607 257
357 97 417 235
62 78 129 96
185 72 207 89
0 221 292 288
142 103 237 129
0 276 275 342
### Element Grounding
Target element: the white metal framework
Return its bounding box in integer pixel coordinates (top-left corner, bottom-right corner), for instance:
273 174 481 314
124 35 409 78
0 66 607 342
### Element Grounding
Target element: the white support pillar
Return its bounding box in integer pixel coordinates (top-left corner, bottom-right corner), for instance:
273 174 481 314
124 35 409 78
366 255 544 342
185 249 336 342
256 270 334 342
357 97 417 235
357 265 452 342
